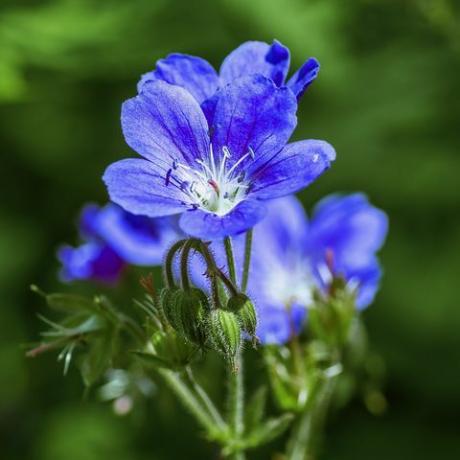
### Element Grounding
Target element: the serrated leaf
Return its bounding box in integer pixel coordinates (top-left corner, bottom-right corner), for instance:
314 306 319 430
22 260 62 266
46 293 97 313
243 413 294 448
245 386 268 434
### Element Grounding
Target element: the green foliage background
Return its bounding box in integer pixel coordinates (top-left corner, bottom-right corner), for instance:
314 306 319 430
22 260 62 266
1 0 459 458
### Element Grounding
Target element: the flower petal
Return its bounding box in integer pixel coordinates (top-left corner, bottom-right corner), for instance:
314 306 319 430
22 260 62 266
309 193 388 265
179 199 267 239
349 258 382 309
220 40 290 87
255 305 306 345
81 203 182 266
249 140 336 199
57 242 125 284
208 75 297 168
103 159 188 217
122 80 210 166
137 53 220 104
287 57 320 100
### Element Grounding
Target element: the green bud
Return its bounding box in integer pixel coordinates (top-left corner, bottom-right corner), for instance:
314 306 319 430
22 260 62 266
150 329 199 369
209 309 241 364
160 287 181 330
227 293 258 346
163 288 210 346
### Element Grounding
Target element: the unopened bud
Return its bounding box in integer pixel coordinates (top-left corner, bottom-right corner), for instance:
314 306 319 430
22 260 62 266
151 329 198 368
160 287 181 330
227 294 258 344
163 288 210 346
209 309 241 364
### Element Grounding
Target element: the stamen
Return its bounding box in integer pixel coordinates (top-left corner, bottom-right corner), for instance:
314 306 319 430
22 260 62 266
165 168 173 186
167 145 253 216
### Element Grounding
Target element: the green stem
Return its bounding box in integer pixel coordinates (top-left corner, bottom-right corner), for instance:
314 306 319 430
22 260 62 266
227 347 245 459
241 230 253 293
180 240 194 291
158 368 218 436
286 372 337 460
224 236 237 285
164 239 187 288
185 366 227 431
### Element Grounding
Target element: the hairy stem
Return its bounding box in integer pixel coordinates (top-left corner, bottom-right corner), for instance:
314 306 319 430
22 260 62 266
241 230 253 293
185 366 227 431
227 347 245 459
180 240 194 291
286 372 337 460
158 368 218 435
164 240 187 288
224 236 237 286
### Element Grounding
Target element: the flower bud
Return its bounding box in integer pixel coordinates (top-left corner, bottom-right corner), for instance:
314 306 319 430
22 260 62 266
151 329 198 369
160 287 181 331
227 293 258 345
209 309 241 364
163 288 210 346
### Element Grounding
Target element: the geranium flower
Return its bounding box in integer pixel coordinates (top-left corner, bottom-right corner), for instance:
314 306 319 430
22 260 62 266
205 194 388 344
58 203 181 283
138 40 319 103
103 75 335 239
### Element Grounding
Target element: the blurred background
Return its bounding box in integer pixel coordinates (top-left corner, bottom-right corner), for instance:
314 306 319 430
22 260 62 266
1 0 459 458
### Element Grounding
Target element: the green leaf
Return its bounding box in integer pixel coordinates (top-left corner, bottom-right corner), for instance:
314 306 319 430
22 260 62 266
243 413 294 448
80 329 116 387
245 386 268 434
46 293 98 314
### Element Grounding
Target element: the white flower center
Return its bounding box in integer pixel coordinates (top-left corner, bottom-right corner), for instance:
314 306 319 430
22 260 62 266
264 256 314 309
167 145 253 216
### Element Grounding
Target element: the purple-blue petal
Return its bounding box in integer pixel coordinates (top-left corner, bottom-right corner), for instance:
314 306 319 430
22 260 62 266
256 305 306 345
308 193 389 269
121 80 210 166
57 242 125 284
79 203 182 266
287 57 320 100
208 74 297 168
220 40 290 87
103 159 189 218
179 199 267 239
249 140 336 200
137 53 220 104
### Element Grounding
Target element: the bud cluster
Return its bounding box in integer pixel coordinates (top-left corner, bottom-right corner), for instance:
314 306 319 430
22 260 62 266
153 238 259 369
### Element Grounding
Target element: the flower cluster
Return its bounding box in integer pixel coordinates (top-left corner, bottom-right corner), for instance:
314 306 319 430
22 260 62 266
40 40 390 460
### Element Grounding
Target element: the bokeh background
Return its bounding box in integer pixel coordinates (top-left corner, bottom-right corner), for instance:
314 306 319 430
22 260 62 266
1 0 459 459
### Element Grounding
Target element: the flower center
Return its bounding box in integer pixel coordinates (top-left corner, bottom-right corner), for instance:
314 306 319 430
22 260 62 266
166 145 254 216
265 258 314 309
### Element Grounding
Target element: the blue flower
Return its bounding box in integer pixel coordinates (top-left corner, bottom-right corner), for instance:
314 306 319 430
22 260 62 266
138 40 319 103
58 203 182 283
103 75 335 239
80 203 182 266
202 194 388 344
57 241 125 284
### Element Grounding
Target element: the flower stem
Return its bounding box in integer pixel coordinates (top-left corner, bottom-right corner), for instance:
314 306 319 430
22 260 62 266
158 368 218 436
164 239 187 288
180 240 194 291
241 230 253 293
185 366 227 431
224 236 237 286
227 347 245 459
286 372 337 460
